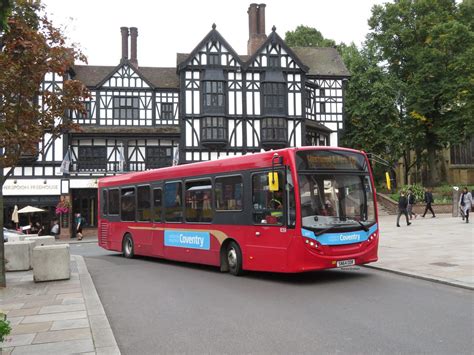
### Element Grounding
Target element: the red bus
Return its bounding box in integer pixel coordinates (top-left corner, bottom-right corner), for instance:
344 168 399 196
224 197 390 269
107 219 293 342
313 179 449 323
98 147 379 275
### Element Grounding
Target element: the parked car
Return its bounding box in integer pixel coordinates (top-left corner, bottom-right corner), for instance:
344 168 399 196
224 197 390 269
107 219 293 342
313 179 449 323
3 227 23 242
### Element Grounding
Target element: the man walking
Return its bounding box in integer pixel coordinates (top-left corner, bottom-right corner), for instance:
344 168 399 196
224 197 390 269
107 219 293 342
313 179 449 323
459 187 473 223
422 187 436 218
407 188 417 219
397 191 411 227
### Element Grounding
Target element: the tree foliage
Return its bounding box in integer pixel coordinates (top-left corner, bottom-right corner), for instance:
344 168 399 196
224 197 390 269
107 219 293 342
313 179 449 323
0 0 89 178
285 25 336 47
367 0 474 184
0 0 89 287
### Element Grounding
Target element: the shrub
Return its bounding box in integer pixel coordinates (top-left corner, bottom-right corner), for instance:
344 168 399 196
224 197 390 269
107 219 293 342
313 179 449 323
0 314 11 343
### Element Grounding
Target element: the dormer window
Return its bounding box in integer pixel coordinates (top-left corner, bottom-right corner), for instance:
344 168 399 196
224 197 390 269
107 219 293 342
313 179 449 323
113 96 139 119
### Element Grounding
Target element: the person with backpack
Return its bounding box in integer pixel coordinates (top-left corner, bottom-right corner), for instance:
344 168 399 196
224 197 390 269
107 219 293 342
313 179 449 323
421 187 436 218
459 187 473 223
397 191 412 227
406 188 417 220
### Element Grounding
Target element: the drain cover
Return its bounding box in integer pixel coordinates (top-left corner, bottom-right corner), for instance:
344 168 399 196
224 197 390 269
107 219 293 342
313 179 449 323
430 262 458 267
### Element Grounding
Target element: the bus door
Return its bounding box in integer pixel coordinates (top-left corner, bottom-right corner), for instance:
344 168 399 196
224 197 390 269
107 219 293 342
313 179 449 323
247 170 292 272
151 187 164 257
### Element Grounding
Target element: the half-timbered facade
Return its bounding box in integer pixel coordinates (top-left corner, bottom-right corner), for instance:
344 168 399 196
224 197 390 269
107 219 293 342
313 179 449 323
3 4 350 236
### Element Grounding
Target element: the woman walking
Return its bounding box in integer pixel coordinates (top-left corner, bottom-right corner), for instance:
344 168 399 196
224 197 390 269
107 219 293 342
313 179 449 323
459 187 473 223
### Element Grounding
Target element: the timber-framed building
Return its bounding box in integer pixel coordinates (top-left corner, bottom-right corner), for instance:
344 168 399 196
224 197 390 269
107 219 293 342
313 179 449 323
3 4 350 236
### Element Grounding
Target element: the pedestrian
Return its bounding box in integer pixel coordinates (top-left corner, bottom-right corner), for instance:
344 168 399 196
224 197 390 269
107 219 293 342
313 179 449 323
51 219 60 239
407 188 417 219
396 191 411 227
36 222 45 236
458 187 473 223
75 212 83 240
421 187 436 218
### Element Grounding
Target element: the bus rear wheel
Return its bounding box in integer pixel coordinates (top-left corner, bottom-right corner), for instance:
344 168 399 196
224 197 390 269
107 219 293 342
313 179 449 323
227 241 243 276
123 234 134 258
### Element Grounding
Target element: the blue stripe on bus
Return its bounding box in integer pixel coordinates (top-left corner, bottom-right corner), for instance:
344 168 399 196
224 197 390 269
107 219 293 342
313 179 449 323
302 223 378 246
164 230 211 250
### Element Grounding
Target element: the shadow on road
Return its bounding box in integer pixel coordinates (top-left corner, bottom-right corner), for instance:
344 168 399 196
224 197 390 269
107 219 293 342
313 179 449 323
91 252 373 286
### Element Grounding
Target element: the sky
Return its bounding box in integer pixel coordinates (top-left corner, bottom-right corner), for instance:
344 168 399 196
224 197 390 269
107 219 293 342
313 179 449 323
42 0 387 67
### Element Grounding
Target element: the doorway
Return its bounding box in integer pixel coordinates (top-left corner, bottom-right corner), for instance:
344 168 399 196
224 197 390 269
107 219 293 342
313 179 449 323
72 188 98 227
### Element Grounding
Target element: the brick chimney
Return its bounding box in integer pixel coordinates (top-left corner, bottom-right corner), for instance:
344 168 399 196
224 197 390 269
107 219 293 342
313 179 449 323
130 27 138 67
120 27 129 63
247 3 267 56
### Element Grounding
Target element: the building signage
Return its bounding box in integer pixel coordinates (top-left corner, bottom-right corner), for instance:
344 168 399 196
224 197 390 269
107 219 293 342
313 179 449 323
70 179 98 189
3 179 61 196
164 230 210 250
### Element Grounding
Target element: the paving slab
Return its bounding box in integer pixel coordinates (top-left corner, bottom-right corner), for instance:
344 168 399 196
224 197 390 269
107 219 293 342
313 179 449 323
369 213 474 289
1 255 120 354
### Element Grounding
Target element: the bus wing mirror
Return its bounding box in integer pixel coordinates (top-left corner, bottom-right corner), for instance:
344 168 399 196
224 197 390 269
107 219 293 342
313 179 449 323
268 172 279 192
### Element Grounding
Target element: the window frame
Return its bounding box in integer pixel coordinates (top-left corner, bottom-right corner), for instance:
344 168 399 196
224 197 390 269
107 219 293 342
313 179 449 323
184 178 214 223
201 116 228 145
202 80 225 113
120 186 136 222
164 181 183 223
262 82 287 115
112 96 140 120
214 174 244 212
161 103 174 120
251 170 286 226
136 185 151 222
108 189 120 215
153 187 163 222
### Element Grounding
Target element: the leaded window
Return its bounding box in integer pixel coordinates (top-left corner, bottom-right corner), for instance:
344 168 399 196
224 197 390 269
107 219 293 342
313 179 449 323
320 102 326 113
203 81 225 112
263 83 286 115
77 146 107 171
113 96 139 119
268 55 280 68
261 117 287 147
146 147 172 170
161 103 173 120
201 117 227 145
208 53 220 65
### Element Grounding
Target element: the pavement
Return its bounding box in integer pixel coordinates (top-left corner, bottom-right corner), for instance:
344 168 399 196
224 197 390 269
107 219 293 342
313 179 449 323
0 213 472 353
0 254 120 354
372 213 474 289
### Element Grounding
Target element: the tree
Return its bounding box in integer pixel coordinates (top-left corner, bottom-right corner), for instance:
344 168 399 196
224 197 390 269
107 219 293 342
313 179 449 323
285 25 336 47
339 43 405 171
0 0 12 32
0 0 89 287
368 0 474 185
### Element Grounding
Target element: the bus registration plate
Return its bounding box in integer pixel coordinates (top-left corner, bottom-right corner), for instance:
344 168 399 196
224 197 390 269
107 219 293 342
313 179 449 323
337 259 355 267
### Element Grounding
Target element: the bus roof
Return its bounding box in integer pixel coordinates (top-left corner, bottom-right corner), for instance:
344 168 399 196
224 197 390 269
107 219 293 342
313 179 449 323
98 146 365 188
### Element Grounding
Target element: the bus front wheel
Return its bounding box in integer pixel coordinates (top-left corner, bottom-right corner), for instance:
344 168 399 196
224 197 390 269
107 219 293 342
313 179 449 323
122 234 134 258
227 241 243 276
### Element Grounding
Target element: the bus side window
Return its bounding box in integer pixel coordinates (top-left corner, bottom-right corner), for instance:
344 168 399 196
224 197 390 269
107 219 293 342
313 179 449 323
215 176 243 211
252 172 284 225
121 187 136 221
109 189 119 215
185 179 213 223
102 189 108 216
164 182 182 222
153 188 162 222
137 186 151 221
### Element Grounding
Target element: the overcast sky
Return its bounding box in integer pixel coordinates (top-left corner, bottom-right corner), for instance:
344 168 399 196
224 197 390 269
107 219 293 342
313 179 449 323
42 0 387 67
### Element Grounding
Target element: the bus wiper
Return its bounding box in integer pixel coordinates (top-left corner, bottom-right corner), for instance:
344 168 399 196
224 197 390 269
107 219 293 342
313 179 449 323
312 225 340 237
355 220 369 232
